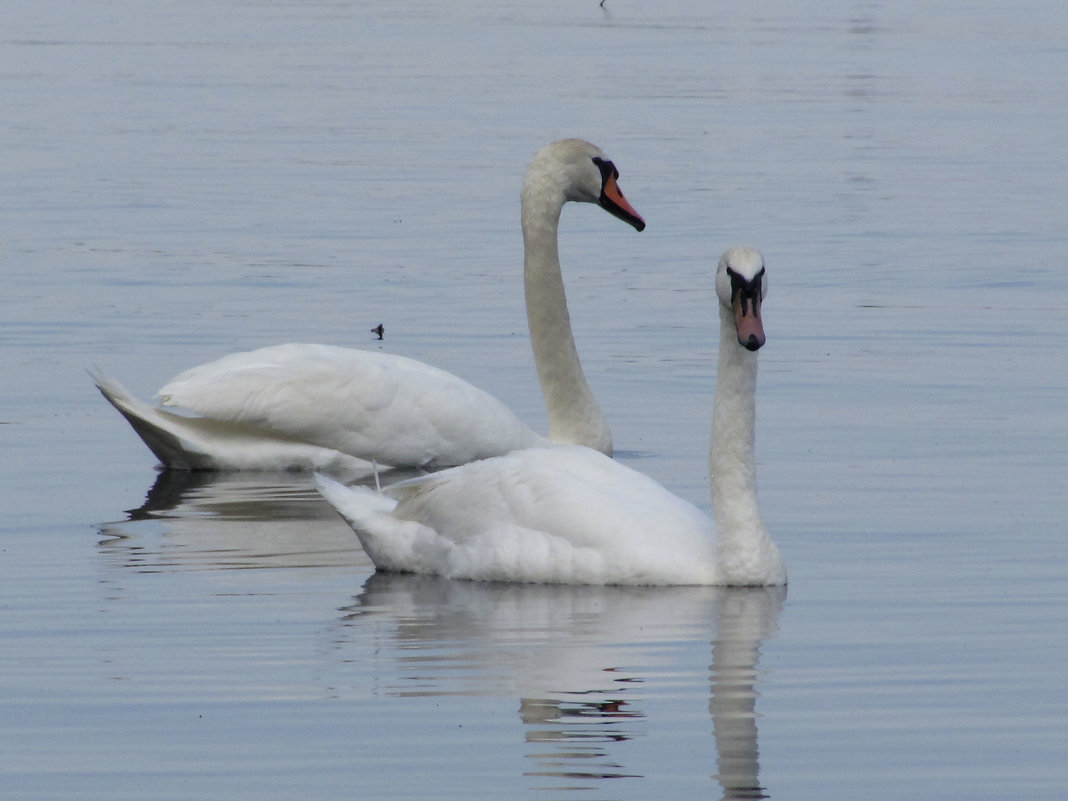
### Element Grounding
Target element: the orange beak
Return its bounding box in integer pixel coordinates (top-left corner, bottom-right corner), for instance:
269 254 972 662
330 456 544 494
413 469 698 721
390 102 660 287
601 172 646 232
733 292 765 351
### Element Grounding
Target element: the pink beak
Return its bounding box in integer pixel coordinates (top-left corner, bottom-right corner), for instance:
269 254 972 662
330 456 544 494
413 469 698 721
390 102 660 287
733 293 765 351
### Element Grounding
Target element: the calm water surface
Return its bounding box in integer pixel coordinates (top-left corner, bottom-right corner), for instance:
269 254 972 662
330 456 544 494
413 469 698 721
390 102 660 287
2 1 1066 799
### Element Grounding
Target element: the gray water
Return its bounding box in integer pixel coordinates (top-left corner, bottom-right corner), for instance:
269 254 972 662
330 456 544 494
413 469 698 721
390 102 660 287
3 1 1066 798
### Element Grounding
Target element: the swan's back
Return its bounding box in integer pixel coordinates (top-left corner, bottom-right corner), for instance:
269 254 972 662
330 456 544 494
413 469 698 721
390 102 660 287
159 344 545 468
318 447 721 585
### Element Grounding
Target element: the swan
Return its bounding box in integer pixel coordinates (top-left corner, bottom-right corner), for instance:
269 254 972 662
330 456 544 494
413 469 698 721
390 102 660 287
90 139 645 471
315 246 786 586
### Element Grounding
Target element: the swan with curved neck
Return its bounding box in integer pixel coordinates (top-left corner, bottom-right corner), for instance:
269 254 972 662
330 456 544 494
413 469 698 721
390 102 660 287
91 139 645 471
316 247 786 586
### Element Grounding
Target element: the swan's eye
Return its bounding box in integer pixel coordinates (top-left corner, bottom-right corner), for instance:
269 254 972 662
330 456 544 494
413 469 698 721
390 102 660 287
591 157 619 182
727 267 764 314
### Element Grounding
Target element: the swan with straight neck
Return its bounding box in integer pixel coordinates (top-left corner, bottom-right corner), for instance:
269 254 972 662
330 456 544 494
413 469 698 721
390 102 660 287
315 246 786 587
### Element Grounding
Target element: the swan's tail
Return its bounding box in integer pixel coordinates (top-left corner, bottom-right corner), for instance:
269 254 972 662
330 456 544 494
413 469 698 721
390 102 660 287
91 368 378 473
314 473 397 527
315 473 439 574
89 367 217 470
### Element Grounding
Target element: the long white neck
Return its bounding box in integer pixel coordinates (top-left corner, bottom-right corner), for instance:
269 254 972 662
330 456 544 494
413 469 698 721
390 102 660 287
522 183 612 454
710 307 783 584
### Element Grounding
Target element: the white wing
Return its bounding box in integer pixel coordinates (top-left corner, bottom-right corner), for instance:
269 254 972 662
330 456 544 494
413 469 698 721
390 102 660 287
159 344 546 468
317 447 721 585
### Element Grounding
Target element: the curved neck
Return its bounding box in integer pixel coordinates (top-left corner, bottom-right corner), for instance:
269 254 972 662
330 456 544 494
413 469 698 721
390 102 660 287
522 187 611 454
710 307 773 572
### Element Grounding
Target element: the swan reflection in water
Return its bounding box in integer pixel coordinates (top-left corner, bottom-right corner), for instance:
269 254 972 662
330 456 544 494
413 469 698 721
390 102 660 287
340 574 785 799
95 472 784 798
94 469 410 571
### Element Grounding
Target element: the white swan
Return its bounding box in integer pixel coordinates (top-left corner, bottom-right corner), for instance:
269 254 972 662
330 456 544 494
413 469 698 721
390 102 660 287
90 139 645 471
316 246 786 586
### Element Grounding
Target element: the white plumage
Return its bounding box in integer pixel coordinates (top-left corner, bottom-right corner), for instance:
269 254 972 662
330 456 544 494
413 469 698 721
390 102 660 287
91 139 645 471
316 247 786 586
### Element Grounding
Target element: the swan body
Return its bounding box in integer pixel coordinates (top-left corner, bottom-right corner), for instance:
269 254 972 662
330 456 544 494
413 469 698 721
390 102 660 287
88 348 542 472
316 247 786 586
93 139 645 471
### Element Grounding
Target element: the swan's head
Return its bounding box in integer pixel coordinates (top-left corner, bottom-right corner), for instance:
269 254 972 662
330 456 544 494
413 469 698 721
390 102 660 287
716 246 767 352
523 139 646 232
